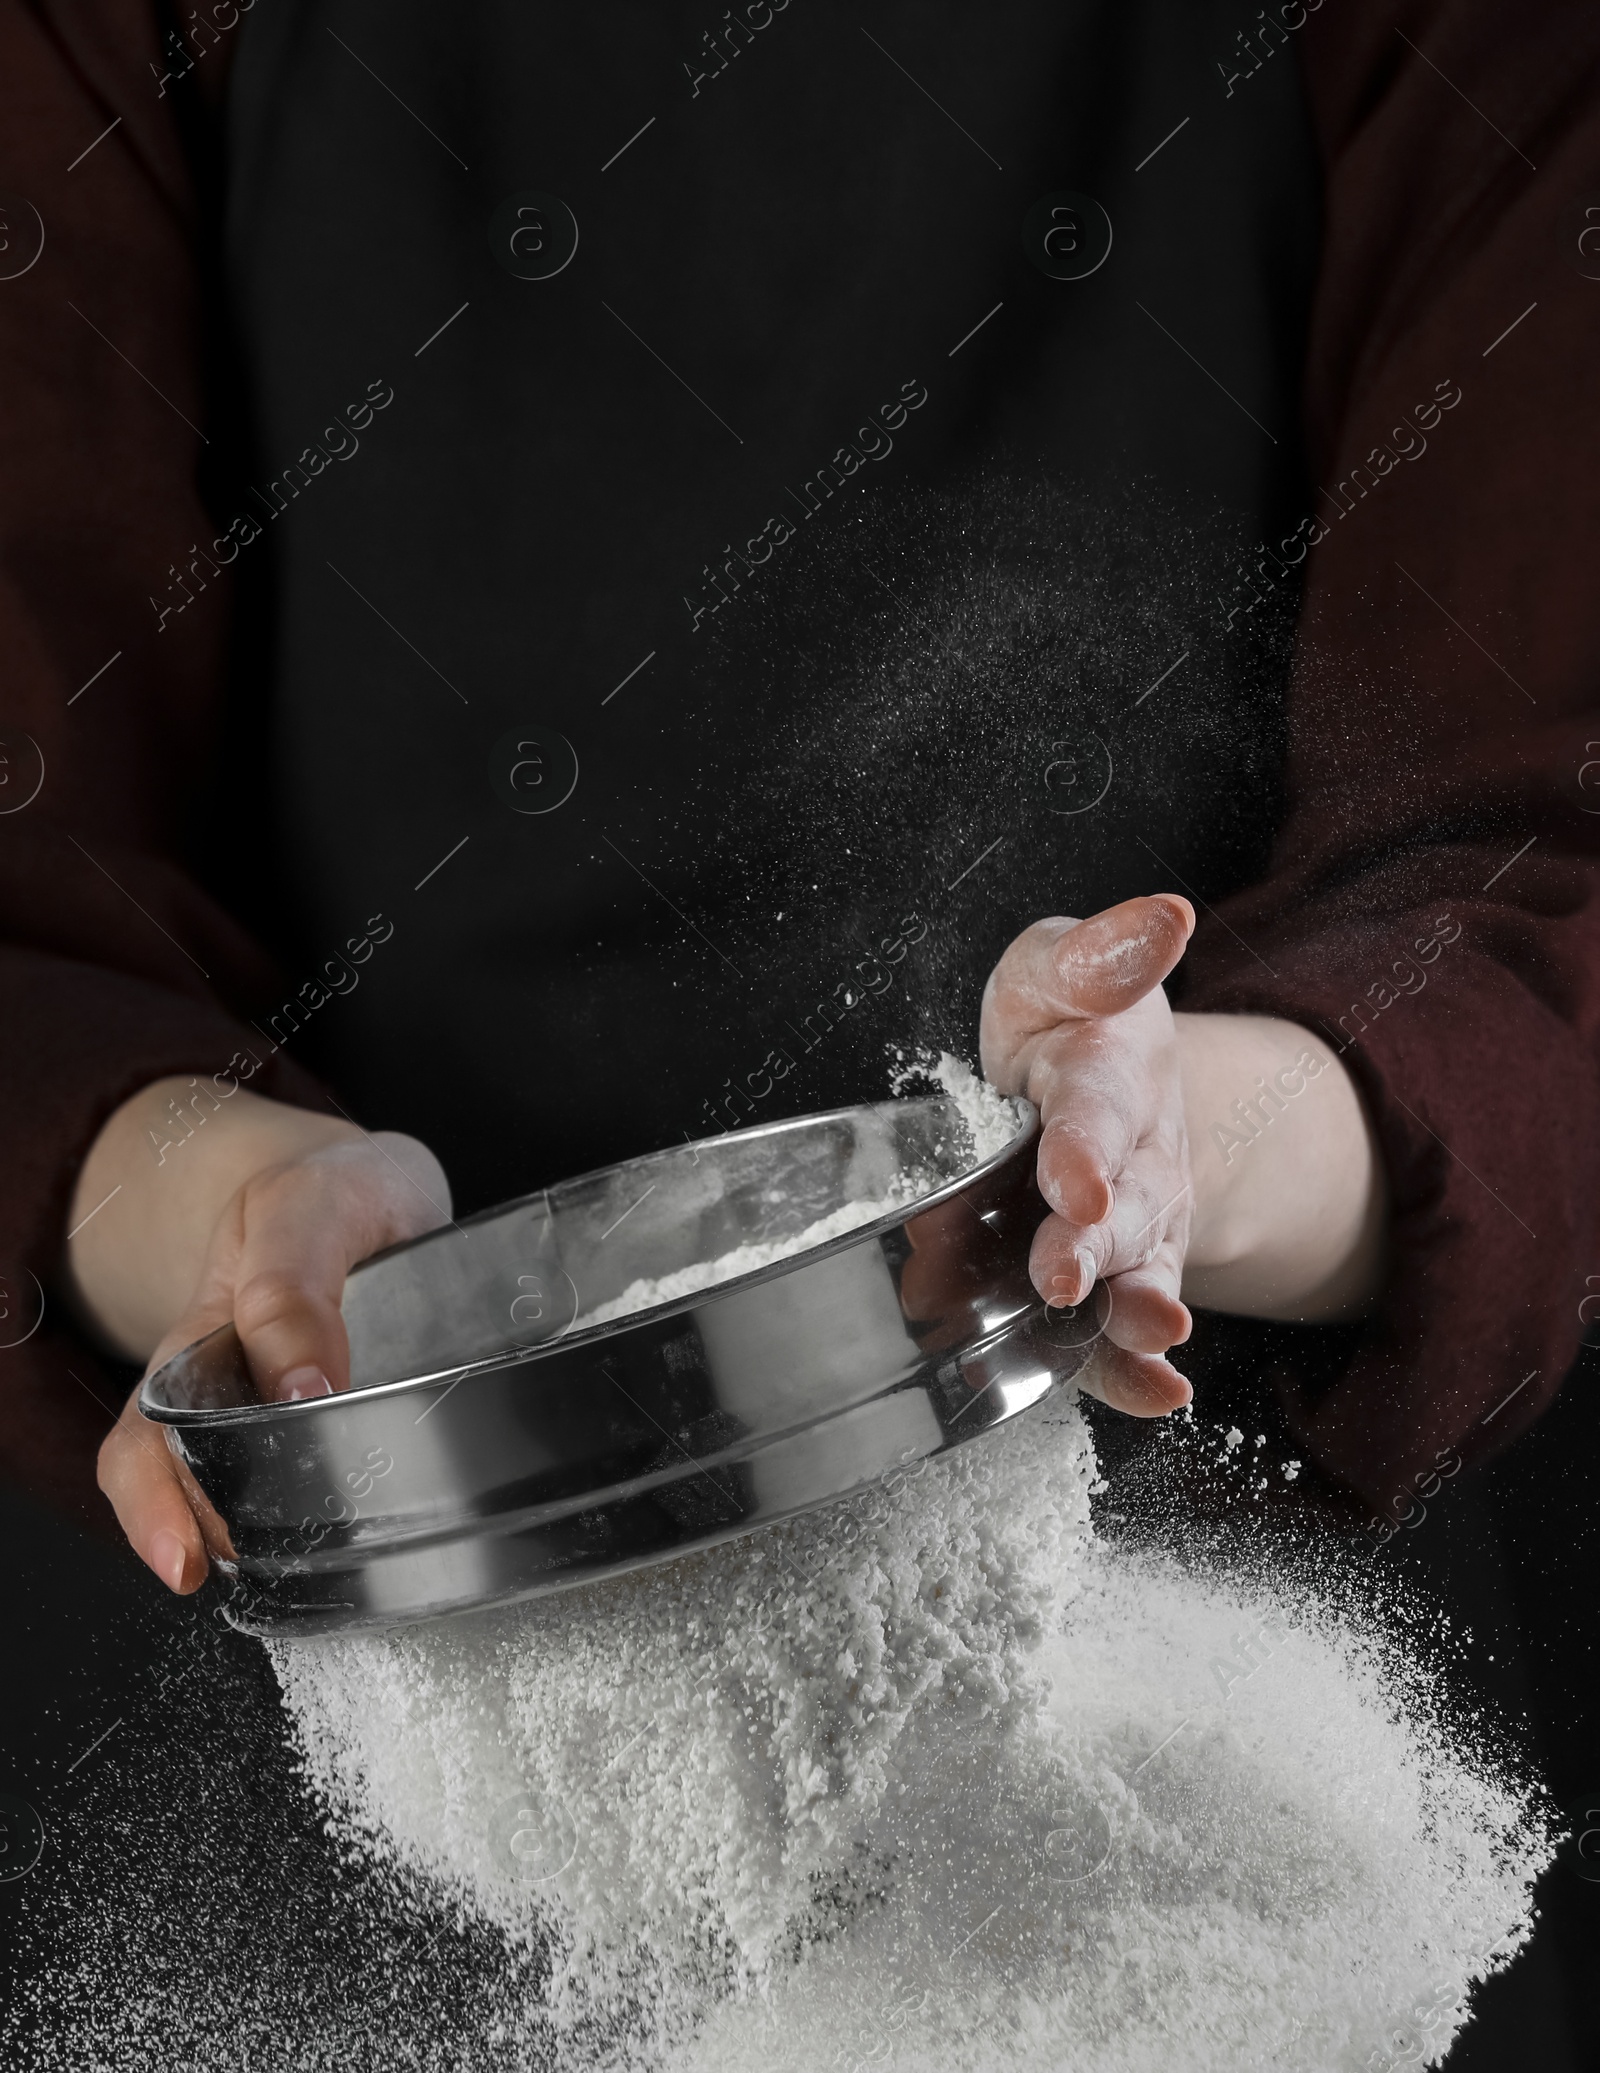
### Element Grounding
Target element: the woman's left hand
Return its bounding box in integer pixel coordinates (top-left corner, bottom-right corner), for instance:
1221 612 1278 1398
981 895 1197 1417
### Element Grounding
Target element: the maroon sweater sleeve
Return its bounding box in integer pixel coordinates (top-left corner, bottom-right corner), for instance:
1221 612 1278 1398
0 3 322 1521
1182 0 1600 1511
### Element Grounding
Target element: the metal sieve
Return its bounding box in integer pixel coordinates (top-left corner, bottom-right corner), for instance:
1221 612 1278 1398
140 1094 1100 1638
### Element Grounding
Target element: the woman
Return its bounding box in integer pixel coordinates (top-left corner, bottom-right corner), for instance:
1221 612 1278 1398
0 0 1595 1619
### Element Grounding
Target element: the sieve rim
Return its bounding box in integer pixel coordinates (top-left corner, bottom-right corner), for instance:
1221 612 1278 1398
139 1090 1038 1430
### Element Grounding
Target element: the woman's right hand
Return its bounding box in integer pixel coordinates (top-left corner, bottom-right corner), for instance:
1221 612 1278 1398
67 1078 450 1594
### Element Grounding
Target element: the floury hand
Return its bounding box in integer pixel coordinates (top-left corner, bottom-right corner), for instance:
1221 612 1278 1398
68 1080 450 1593
981 894 1388 1421
981 897 1197 1417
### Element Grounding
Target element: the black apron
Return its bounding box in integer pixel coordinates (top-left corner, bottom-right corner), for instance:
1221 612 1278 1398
217 0 1318 1213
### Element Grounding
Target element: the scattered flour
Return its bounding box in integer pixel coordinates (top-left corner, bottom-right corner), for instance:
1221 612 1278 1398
269 1388 1549 2071
893 1048 1022 1167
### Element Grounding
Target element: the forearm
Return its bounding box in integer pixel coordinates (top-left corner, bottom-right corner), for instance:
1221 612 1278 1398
66 1076 362 1361
1178 1013 1386 1323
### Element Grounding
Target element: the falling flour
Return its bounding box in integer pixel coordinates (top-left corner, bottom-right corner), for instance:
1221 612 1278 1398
269 1394 1548 2072
266 1062 1550 2071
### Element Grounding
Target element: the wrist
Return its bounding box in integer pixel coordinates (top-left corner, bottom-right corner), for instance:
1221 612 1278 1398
1179 1014 1308 1270
1176 1012 1386 1322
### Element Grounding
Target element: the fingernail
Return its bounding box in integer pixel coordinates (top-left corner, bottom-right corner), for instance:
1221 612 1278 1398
279 1365 333 1402
1074 1247 1097 1298
149 1528 188 1593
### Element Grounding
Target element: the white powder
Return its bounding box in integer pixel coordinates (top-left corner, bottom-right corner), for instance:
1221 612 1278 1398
269 1387 1548 2071
682 1529 1541 2073
270 1399 1095 2057
892 1048 1022 1167
574 1055 1025 1333
573 1195 914 1331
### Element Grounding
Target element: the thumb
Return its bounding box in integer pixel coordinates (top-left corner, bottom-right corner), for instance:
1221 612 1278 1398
1047 896 1194 1016
984 898 1195 1073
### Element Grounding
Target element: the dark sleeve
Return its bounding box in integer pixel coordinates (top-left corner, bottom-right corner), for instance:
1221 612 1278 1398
0 3 323 1522
1180 0 1600 1511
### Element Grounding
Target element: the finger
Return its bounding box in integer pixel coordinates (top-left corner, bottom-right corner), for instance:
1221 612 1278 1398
1099 1244 1192 1356
1030 1151 1191 1302
229 1166 375 1399
97 1385 209 1593
104 1132 452 1590
981 915 1078 1090
981 895 1194 1085
1050 895 1194 1015
1029 1021 1158 1224
232 1135 451 1401
1076 1341 1192 1417
1036 1232 1191 1354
